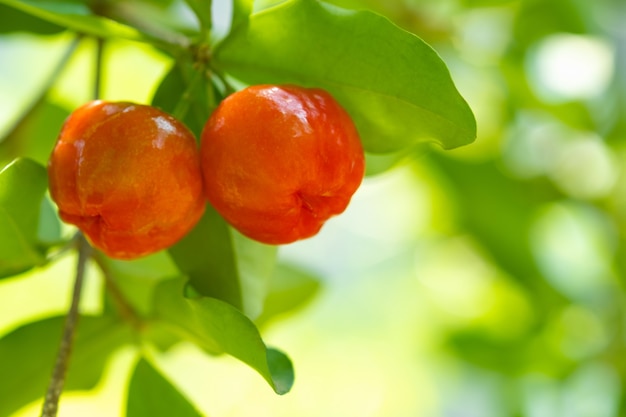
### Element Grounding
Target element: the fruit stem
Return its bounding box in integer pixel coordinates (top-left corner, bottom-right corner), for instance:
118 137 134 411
39 233 92 417
94 37 105 100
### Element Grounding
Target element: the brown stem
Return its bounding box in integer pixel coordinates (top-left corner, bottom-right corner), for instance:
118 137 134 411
40 233 92 417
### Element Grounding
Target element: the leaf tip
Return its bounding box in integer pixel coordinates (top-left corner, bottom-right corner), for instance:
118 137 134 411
266 347 295 395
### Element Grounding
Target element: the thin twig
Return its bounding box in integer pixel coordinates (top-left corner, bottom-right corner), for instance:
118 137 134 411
93 37 105 100
40 32 104 417
40 233 92 417
92 253 145 330
45 237 80 264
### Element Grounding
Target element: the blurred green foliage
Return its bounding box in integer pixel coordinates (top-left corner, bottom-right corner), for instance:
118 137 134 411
346 0 626 414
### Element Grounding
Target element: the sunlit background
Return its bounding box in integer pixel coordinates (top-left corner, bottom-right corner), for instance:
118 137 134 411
1 0 626 416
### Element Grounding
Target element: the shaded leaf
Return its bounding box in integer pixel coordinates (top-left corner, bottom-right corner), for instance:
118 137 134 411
0 158 47 278
445 329 529 375
0 3 64 34
141 321 184 352
37 193 64 246
184 0 211 32
0 315 131 416
231 229 277 319
231 0 253 31
151 61 211 138
99 251 180 317
127 358 204 417
0 0 161 45
168 207 242 309
214 0 476 153
265 347 294 395
363 143 428 176
168 206 277 318
153 278 294 394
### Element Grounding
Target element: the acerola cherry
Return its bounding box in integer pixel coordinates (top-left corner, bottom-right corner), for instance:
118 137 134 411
48 100 205 259
200 84 365 245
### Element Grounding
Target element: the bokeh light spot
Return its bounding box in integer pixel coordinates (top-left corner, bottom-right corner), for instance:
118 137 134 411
527 34 614 101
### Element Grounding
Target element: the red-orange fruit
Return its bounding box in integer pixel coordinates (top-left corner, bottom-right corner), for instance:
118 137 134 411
200 84 365 245
48 100 205 259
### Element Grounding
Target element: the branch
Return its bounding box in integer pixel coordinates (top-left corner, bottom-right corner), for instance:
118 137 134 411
40 233 92 417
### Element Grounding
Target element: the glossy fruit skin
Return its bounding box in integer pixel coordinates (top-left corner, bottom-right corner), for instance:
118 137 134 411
48 100 205 259
200 84 365 245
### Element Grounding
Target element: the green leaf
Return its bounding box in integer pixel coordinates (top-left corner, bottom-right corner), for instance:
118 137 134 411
256 263 321 326
0 315 132 416
127 358 204 417
0 158 48 278
364 148 412 177
231 228 277 319
445 329 530 374
141 321 183 353
265 347 294 395
0 98 70 168
184 0 211 33
151 61 211 138
168 207 242 309
168 205 277 318
37 193 64 246
0 3 64 34
0 0 159 44
153 278 294 394
231 0 253 31
214 0 476 153
99 251 181 317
